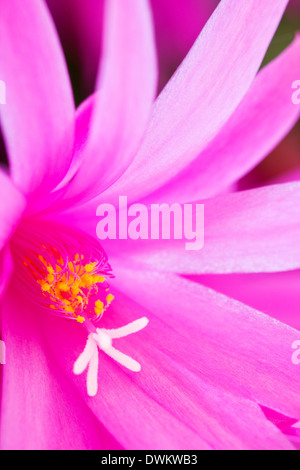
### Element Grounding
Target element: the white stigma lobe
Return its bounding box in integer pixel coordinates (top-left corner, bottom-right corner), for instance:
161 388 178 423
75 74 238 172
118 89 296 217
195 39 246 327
74 317 149 396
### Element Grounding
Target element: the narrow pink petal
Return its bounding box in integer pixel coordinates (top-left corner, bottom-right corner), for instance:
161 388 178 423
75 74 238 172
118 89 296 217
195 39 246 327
8 284 293 449
106 182 300 274
0 171 26 250
0 287 122 450
102 0 290 204
151 0 218 87
55 93 95 191
262 407 298 432
112 266 300 422
0 246 13 299
35 94 96 211
65 0 158 204
189 270 300 331
0 0 75 202
152 36 300 203
151 0 218 58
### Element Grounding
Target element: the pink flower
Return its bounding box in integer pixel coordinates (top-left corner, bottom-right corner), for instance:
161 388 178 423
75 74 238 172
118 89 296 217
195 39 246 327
0 0 300 450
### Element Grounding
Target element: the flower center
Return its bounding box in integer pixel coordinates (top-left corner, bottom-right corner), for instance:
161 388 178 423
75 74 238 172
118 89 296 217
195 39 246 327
12 220 148 397
12 220 114 324
29 251 114 324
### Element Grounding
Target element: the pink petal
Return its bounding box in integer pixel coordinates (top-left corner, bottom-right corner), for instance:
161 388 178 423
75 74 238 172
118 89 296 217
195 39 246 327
190 270 300 331
111 265 300 422
0 287 122 450
105 182 300 274
0 0 75 204
152 36 300 203
2 283 294 450
55 93 95 191
36 94 96 211
65 0 158 204
0 171 25 250
102 0 290 205
151 0 218 87
262 407 298 430
0 246 13 299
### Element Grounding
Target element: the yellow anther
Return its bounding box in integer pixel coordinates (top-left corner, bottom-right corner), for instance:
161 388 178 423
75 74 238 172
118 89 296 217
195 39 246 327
71 286 80 297
106 294 114 303
58 282 69 292
81 273 94 287
47 274 55 284
41 282 51 292
68 262 75 272
33 250 112 323
85 263 97 273
95 300 104 315
63 305 74 313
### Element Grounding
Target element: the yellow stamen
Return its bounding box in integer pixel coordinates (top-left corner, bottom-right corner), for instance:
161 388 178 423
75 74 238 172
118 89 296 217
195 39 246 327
41 282 51 292
85 263 97 273
95 299 104 316
32 251 113 323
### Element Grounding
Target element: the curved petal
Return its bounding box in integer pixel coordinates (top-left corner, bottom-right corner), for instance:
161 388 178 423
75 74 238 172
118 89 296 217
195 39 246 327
0 171 26 251
55 93 95 191
2 283 294 450
111 265 300 423
151 35 300 203
101 0 290 205
65 0 158 204
0 287 122 450
0 0 75 203
103 182 300 274
188 270 300 331
34 95 95 211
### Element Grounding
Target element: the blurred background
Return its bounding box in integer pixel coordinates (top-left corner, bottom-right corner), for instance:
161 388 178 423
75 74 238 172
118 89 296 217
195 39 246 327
1 0 300 190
